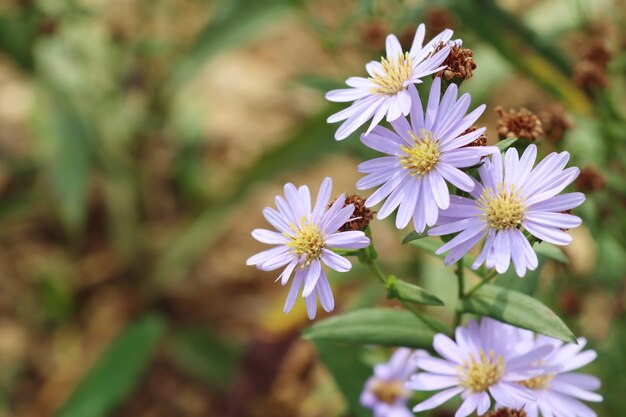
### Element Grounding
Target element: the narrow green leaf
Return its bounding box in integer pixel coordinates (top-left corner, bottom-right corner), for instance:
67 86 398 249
533 242 568 263
459 284 576 342
402 230 427 244
386 276 444 306
166 0 293 92
166 326 243 390
497 138 518 152
304 308 436 348
34 88 95 234
55 314 167 417
312 340 372 417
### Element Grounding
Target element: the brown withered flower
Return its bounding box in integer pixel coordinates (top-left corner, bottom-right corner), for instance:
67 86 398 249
360 21 387 49
575 166 606 193
482 408 527 417
432 43 477 81
582 38 612 67
425 7 457 35
539 105 573 143
495 106 543 141
572 37 612 92
573 60 609 90
330 194 373 232
460 126 487 147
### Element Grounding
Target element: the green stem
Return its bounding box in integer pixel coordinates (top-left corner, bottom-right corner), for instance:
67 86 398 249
358 245 442 334
362 255 387 285
452 258 465 329
466 269 498 297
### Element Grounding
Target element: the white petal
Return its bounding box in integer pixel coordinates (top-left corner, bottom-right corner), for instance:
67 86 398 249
326 231 369 249
386 34 403 59
305 293 317 319
321 248 352 272
284 269 305 313
455 394 481 417
435 163 475 192
429 171 450 210
412 387 463 413
493 230 511 274
312 177 332 222
522 220 573 245
408 84 424 131
302 261 322 297
433 334 464 364
325 87 370 102
407 374 458 391
425 77 441 131
316 271 335 312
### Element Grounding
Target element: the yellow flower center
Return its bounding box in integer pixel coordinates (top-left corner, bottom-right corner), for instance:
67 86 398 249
286 222 324 264
479 185 527 230
371 379 409 404
370 52 413 96
400 129 440 176
518 373 555 390
459 349 505 393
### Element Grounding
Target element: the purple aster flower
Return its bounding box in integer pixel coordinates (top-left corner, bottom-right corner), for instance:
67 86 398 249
326 24 457 140
360 348 417 417
356 78 498 233
246 177 370 319
429 144 585 277
407 317 555 417
514 335 602 417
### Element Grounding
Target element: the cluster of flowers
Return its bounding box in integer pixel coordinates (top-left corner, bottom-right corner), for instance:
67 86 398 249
246 23 596 417
362 318 601 417
247 24 584 317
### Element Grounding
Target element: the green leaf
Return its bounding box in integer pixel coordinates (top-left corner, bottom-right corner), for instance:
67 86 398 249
386 276 444 306
402 230 428 244
55 314 167 417
459 284 576 342
34 88 95 234
533 242 568 263
166 0 293 93
497 137 518 152
303 308 436 348
312 340 372 417
166 326 243 390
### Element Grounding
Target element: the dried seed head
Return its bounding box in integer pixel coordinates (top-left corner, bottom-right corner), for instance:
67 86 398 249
430 43 476 81
361 21 387 49
331 194 373 232
582 38 612 67
461 126 488 147
425 7 457 35
575 166 606 193
573 61 609 90
559 288 583 315
539 106 573 143
495 106 543 141
483 408 527 417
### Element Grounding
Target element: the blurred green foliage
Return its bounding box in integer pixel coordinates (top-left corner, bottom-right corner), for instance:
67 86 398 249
0 0 624 416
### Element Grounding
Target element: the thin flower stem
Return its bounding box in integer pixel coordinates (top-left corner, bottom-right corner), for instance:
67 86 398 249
465 269 498 297
358 243 442 334
452 258 465 329
362 255 388 285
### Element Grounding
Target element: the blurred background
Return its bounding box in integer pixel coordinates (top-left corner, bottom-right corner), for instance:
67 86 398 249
0 0 624 416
